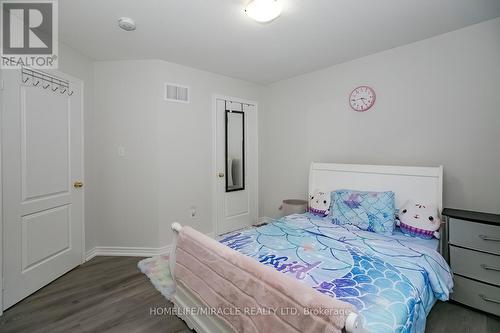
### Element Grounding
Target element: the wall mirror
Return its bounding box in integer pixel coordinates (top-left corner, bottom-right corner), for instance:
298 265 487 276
225 109 245 192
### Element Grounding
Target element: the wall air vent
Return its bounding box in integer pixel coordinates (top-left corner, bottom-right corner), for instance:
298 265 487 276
164 83 190 103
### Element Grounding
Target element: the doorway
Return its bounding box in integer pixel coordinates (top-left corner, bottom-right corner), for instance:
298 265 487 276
1 68 84 310
213 96 258 235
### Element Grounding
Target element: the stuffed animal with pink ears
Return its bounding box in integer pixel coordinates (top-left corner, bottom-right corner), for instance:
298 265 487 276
397 201 442 239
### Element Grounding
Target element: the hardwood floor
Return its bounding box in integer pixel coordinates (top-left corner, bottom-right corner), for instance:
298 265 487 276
0 257 190 333
0 256 498 332
427 301 500 333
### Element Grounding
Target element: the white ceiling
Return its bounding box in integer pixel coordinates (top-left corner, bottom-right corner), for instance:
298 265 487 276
59 0 500 84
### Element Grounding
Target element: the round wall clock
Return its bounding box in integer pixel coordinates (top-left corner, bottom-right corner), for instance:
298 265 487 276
349 86 376 112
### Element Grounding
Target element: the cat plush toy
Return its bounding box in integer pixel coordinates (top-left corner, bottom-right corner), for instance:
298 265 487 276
398 200 441 239
309 190 331 217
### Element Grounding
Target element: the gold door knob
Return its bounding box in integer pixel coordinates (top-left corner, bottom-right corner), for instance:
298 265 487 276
73 181 84 188
218 172 225 178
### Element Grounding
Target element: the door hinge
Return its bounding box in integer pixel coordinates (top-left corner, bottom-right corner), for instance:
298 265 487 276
0 79 4 91
1 277 4 291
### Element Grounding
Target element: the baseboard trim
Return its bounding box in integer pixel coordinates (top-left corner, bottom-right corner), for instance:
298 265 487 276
85 245 171 262
85 230 215 262
85 247 97 261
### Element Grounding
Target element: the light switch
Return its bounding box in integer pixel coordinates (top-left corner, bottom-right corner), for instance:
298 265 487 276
117 146 126 157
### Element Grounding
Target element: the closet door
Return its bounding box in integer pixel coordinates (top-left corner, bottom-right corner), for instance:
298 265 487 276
1 69 84 309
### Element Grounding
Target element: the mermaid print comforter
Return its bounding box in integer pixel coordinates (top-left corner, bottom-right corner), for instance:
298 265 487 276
218 213 453 333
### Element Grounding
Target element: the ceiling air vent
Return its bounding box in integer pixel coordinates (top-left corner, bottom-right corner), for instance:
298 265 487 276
165 83 190 103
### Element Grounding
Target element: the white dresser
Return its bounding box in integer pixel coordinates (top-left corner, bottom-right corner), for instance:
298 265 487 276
444 208 500 315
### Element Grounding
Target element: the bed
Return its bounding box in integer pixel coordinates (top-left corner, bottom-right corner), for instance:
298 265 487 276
167 163 453 333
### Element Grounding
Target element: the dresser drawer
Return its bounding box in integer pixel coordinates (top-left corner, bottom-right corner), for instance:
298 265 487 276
452 275 500 316
450 246 500 286
449 218 500 255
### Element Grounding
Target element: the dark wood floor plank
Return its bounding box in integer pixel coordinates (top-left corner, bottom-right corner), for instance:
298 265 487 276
426 301 498 333
0 256 498 332
0 257 185 333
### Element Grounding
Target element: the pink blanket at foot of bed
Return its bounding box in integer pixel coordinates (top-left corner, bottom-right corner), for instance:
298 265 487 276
174 226 355 333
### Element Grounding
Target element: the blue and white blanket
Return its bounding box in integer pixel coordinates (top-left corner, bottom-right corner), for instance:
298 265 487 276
218 213 453 333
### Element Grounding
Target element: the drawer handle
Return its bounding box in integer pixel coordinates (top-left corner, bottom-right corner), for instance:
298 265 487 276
479 294 500 304
479 235 500 242
481 264 500 272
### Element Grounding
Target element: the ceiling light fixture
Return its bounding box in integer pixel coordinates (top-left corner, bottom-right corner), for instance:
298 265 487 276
245 0 283 23
118 17 136 31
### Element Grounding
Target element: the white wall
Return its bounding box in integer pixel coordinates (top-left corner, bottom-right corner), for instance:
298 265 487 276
57 17 500 252
93 60 261 249
260 17 500 218
58 42 97 252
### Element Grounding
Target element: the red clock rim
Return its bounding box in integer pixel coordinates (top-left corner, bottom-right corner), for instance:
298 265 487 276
349 86 376 112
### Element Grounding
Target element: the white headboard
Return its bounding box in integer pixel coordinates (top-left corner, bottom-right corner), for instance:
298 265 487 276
309 163 443 213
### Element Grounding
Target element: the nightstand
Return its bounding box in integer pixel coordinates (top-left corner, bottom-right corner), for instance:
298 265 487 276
279 199 308 216
443 208 500 316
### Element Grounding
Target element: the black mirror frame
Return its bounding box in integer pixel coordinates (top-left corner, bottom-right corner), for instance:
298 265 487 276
225 109 245 192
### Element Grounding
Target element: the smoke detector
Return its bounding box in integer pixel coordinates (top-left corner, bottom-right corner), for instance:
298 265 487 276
118 17 136 31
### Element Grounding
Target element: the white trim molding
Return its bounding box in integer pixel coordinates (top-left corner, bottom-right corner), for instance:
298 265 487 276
85 245 172 262
84 231 215 262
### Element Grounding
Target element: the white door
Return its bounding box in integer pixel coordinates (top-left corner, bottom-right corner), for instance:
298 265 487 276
1 69 83 309
215 98 258 235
